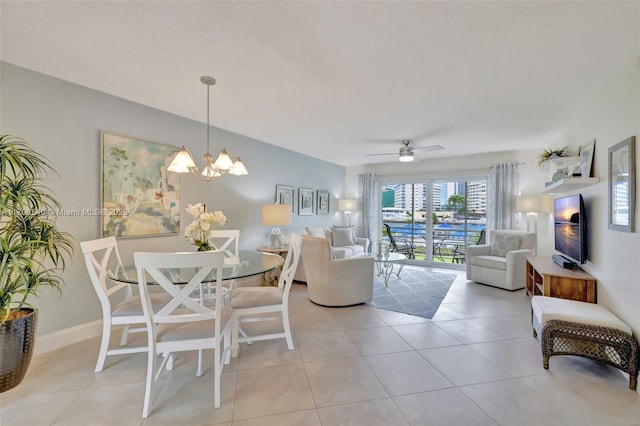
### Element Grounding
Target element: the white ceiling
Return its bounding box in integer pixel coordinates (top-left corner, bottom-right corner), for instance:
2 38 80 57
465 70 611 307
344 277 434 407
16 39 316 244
1 1 638 167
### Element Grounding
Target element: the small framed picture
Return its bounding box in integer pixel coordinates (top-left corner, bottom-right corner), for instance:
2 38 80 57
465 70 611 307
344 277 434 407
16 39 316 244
580 139 596 178
316 190 329 215
275 185 295 214
298 188 314 215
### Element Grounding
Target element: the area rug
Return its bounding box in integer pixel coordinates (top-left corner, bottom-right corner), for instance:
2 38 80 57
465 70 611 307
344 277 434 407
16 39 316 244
367 266 457 319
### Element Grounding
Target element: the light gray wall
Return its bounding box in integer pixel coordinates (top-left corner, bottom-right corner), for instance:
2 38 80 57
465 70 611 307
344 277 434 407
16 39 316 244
548 52 640 337
346 51 640 337
1 62 345 335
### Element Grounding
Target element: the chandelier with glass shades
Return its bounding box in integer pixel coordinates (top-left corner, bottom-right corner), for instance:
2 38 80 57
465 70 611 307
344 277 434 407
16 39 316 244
167 76 248 180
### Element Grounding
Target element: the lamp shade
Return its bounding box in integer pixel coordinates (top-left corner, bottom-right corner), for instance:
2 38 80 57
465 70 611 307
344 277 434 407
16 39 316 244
516 195 543 213
261 204 291 226
228 158 248 176
167 147 197 172
338 198 357 212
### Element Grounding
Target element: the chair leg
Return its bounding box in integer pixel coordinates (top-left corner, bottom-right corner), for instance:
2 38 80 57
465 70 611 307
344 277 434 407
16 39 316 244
120 324 130 346
142 349 157 418
223 327 232 365
165 352 174 371
95 320 111 373
196 349 204 377
214 344 221 408
282 310 294 350
231 311 240 357
241 322 253 345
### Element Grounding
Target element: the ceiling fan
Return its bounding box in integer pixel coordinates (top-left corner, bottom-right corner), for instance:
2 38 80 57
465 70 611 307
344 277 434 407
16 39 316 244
365 140 444 162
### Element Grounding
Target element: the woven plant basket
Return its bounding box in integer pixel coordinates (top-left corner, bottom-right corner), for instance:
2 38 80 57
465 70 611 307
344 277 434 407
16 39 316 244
0 309 37 393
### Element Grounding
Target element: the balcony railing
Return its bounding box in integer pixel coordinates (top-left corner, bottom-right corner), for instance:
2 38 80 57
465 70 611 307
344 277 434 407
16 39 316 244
382 221 484 264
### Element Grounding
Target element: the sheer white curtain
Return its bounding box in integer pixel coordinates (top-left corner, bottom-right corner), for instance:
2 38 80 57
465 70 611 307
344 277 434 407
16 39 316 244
487 163 520 230
357 173 380 246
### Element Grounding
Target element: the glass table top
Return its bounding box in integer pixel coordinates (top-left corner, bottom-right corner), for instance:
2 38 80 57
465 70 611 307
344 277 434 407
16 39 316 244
108 250 284 284
371 252 406 262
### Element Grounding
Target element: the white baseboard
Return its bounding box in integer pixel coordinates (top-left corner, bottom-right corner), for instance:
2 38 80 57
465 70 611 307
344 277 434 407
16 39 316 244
35 320 102 355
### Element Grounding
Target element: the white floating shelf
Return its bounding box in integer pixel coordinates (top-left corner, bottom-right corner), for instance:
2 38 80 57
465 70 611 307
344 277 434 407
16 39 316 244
542 177 600 193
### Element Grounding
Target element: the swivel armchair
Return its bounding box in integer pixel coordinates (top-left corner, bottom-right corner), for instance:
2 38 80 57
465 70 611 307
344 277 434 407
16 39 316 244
301 236 374 306
465 229 535 291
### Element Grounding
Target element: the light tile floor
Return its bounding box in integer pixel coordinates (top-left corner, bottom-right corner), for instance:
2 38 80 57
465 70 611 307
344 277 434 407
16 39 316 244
2 269 639 425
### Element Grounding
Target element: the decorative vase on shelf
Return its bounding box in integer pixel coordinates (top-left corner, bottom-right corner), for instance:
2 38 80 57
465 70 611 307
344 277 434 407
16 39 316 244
552 169 566 183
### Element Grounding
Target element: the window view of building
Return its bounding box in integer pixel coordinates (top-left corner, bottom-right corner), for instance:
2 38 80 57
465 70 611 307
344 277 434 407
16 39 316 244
382 178 487 266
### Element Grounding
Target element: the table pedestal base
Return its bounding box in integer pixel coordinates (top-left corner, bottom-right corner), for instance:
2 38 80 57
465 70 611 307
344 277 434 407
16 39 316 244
375 259 406 287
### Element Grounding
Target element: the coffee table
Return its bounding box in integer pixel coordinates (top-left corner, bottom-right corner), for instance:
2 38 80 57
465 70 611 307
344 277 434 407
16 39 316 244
372 252 406 287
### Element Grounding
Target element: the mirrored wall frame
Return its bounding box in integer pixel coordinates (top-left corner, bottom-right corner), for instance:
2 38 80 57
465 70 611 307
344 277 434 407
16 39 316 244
316 190 329 215
608 136 635 232
275 184 295 215
298 188 314 215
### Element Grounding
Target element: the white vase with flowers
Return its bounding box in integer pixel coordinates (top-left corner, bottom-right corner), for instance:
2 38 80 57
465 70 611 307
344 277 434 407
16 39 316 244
184 203 227 251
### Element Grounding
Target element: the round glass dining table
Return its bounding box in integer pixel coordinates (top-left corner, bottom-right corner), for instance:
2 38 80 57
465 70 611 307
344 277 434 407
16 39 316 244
108 250 284 284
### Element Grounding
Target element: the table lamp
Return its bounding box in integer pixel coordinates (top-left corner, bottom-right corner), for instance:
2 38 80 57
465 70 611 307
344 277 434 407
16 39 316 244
516 194 552 254
338 198 357 226
262 204 291 248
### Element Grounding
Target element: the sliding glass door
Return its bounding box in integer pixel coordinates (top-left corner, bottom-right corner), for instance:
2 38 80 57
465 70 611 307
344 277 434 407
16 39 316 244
381 177 487 267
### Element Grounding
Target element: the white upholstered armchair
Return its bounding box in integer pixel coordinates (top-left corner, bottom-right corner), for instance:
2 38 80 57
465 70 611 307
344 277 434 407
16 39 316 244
465 229 536 291
301 236 374 306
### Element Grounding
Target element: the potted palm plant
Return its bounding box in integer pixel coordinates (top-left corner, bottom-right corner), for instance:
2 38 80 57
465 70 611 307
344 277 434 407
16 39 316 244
536 146 569 167
0 135 74 393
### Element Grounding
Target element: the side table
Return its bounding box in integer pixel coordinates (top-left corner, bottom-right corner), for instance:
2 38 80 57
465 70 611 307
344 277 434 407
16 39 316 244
372 252 406 287
256 246 289 285
256 246 289 256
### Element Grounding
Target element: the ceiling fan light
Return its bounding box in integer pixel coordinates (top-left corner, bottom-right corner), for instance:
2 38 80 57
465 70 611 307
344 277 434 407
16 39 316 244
399 153 414 162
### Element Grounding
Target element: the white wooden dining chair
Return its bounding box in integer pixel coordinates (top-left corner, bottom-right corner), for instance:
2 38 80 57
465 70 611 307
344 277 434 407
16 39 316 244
134 250 233 418
209 229 240 264
198 229 241 303
229 233 303 356
81 236 170 373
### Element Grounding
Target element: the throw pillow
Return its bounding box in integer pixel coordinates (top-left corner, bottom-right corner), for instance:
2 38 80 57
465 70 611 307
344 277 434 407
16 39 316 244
279 232 291 245
332 228 355 247
333 225 357 245
490 234 522 257
305 227 325 238
305 226 333 244
323 228 334 246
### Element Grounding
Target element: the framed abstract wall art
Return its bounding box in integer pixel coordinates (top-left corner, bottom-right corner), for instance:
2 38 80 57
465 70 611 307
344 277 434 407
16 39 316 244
101 131 180 237
299 188 314 215
316 190 329 215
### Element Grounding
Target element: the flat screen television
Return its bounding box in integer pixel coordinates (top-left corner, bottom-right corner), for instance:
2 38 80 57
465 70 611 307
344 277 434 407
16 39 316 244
553 193 587 265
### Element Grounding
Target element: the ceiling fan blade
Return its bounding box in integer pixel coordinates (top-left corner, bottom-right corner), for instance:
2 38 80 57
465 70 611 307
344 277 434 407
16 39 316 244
413 144 445 152
364 152 396 157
